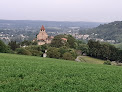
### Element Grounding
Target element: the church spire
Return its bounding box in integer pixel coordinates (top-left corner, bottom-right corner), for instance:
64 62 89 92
40 25 45 31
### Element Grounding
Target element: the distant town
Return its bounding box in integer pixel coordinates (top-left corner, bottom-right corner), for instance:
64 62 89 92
0 20 116 44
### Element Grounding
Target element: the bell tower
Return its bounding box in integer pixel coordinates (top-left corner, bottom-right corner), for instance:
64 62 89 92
40 25 45 31
37 25 48 41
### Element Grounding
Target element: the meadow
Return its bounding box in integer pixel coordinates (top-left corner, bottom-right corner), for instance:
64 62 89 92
0 53 122 92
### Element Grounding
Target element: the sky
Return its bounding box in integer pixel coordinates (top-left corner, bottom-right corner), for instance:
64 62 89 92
0 0 122 22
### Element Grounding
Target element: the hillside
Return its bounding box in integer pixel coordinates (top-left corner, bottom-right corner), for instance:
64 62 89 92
86 21 122 43
0 20 101 28
0 53 122 92
77 56 105 64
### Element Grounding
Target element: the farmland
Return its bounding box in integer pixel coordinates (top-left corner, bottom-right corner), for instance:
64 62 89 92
0 53 122 92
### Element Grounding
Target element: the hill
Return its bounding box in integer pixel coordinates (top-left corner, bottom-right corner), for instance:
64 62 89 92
85 21 122 43
0 53 122 92
0 20 101 28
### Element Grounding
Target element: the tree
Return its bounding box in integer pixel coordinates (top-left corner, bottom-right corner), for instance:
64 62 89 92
8 41 20 51
62 52 75 60
87 40 122 62
67 35 77 49
47 47 61 59
16 48 31 55
51 35 67 48
59 46 68 57
0 40 8 53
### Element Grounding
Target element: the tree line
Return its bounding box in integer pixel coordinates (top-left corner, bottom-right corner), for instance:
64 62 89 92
0 34 122 63
88 40 122 62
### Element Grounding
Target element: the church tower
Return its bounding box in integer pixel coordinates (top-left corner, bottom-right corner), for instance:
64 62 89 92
33 25 53 45
37 25 48 41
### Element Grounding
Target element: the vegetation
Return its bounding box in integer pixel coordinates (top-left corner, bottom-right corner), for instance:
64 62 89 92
104 61 111 65
47 47 61 59
84 21 122 43
78 56 105 64
114 43 122 50
16 48 32 55
62 52 75 60
0 40 9 53
8 41 20 51
88 40 122 62
0 53 122 92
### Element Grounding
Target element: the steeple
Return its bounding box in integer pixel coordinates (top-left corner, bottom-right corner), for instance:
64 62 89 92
40 25 45 31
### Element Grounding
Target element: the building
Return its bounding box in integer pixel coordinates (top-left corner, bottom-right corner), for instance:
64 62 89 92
33 25 54 45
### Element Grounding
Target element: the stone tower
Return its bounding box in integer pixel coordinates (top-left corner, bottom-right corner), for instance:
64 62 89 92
37 25 48 41
33 25 53 45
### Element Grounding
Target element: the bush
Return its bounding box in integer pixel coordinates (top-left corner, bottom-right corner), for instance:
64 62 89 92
16 48 31 55
29 50 43 56
8 41 20 51
0 40 9 53
62 52 75 60
104 60 111 65
47 47 60 59
59 46 68 57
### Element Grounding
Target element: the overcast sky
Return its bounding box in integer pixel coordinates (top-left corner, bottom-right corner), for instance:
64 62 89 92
0 0 122 22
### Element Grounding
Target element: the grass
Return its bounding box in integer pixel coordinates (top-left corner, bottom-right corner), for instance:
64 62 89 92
0 53 122 92
79 56 105 64
114 43 122 50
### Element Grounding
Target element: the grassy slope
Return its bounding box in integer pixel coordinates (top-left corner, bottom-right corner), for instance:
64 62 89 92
0 53 122 92
114 43 122 50
78 56 105 64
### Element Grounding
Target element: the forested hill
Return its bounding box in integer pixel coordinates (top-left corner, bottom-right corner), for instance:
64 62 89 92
86 21 122 43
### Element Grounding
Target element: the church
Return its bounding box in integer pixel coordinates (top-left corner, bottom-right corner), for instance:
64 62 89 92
33 25 54 45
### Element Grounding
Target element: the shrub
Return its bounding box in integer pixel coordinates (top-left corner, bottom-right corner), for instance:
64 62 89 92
59 46 68 57
62 52 75 60
47 47 60 59
0 40 9 53
29 50 43 56
104 60 111 65
8 41 20 51
16 48 31 55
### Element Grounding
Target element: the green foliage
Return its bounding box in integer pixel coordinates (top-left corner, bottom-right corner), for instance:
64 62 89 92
41 44 48 52
24 45 43 56
29 50 43 56
59 46 68 56
51 34 77 48
104 61 111 65
8 41 20 51
114 43 122 50
16 48 32 55
87 40 121 61
25 45 41 51
1 53 122 92
67 35 77 49
19 40 37 46
77 44 89 55
47 47 60 59
86 21 122 43
68 49 77 58
51 35 66 48
0 40 9 53
62 52 75 60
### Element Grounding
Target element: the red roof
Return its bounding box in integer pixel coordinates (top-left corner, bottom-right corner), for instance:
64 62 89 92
41 25 45 30
61 38 67 41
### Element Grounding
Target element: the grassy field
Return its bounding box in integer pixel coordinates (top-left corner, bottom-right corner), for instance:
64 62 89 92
78 56 105 64
0 53 122 92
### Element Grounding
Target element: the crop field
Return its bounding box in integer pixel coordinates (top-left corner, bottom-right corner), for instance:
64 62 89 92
0 53 122 92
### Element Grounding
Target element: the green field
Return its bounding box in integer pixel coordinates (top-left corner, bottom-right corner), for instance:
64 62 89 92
78 56 105 64
0 53 122 92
